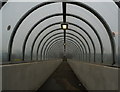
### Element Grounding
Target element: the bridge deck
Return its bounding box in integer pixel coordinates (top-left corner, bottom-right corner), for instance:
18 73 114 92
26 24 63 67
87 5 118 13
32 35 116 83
38 61 87 91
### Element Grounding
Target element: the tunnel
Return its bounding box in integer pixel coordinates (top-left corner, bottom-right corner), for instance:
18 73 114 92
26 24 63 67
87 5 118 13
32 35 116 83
0 0 119 91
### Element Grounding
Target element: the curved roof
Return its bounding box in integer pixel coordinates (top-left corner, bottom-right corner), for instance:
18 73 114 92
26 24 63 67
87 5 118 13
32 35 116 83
1 1 119 66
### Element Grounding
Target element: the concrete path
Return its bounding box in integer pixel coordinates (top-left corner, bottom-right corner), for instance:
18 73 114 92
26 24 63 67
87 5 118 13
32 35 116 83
37 61 87 91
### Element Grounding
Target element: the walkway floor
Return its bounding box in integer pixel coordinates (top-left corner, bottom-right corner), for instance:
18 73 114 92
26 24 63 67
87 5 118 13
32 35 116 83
37 61 87 91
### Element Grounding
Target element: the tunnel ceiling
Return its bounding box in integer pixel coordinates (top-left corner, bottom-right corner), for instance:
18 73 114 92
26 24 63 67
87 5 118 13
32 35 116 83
1 0 119 66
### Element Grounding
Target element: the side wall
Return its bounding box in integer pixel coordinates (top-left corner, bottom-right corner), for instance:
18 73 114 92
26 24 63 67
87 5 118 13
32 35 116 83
67 60 118 90
1 60 62 90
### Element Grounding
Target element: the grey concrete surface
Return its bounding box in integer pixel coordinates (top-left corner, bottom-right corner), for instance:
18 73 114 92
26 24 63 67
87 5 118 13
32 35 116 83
39 61 87 91
67 60 119 90
1 60 62 90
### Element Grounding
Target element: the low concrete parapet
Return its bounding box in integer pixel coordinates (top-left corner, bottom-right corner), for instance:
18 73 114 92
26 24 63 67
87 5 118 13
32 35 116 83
1 60 62 91
67 60 118 90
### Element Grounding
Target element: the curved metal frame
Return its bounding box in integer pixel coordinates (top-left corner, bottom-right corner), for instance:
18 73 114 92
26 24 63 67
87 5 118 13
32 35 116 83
39 29 90 61
68 28 91 61
10 13 102 63
27 13 101 62
8 2 54 61
30 22 96 61
22 14 62 60
8 2 115 64
36 30 88 61
66 13 103 62
46 39 81 60
24 13 100 62
42 36 84 61
68 22 96 62
44 37 83 61
30 22 61 60
41 33 86 61
44 38 82 61
67 2 115 64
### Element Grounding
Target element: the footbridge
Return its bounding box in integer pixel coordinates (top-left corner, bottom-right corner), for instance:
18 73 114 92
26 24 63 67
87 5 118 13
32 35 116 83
0 0 119 91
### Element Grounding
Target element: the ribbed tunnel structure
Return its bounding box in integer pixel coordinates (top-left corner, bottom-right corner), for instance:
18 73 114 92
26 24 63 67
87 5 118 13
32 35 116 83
0 0 119 91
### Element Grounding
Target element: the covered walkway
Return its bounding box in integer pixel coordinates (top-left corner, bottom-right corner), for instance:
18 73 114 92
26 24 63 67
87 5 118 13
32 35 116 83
0 0 119 91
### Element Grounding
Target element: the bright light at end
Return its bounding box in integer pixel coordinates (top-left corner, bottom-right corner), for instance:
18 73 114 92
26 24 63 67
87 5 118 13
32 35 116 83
61 23 68 30
62 25 67 29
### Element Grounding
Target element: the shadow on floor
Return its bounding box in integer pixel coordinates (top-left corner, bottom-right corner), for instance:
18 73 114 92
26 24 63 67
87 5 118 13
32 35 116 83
37 61 87 91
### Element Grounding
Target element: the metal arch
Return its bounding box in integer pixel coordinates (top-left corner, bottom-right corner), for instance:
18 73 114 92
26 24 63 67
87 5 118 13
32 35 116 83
40 30 90 61
43 36 83 60
9 14 103 62
8 2 54 61
9 13 103 62
67 2 115 64
44 38 82 60
42 36 84 61
23 13 100 62
67 28 91 62
43 35 84 61
31 22 61 60
68 22 96 62
28 13 101 62
30 22 96 62
44 38 83 61
8 2 115 64
46 39 80 60
38 32 87 61
36 29 88 61
38 29 90 62
44 37 83 61
22 14 62 61
66 13 103 63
